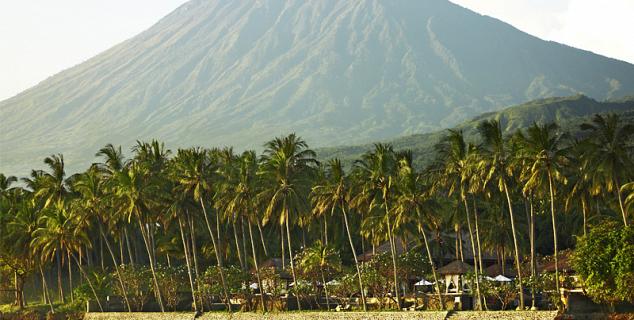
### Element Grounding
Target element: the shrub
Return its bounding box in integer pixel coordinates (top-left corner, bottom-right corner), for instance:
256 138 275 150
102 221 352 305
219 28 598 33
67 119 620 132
113 264 151 311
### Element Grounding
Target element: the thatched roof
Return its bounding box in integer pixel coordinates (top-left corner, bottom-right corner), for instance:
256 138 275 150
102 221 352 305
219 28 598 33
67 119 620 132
438 260 473 275
484 264 517 277
540 250 574 273
357 237 413 262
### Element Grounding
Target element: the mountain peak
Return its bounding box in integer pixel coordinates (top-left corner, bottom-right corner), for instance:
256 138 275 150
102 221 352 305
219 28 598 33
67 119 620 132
2 0 634 176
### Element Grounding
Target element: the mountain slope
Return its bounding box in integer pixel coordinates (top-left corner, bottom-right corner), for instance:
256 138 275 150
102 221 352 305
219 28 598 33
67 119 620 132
316 95 634 168
2 0 634 176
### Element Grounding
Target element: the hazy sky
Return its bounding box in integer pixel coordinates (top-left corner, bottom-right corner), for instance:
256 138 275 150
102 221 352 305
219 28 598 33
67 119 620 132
1 0 633 101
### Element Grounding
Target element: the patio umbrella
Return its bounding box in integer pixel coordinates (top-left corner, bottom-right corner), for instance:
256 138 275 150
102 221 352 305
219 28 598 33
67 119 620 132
493 275 512 282
414 279 433 286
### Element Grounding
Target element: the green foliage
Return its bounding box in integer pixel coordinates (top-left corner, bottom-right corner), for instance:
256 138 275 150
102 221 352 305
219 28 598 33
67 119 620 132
155 265 186 311
572 222 634 305
113 265 151 311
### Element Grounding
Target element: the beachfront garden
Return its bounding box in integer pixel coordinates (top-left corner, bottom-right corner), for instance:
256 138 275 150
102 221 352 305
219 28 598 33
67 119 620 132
1 114 633 318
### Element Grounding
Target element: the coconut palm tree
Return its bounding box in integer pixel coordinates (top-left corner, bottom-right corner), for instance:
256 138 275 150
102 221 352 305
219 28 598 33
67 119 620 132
394 159 445 309
171 147 232 310
311 158 367 311
111 164 165 312
432 130 483 309
31 201 104 311
259 133 318 311
477 120 525 309
70 167 133 311
580 113 634 226
352 143 403 309
297 240 340 310
517 122 568 294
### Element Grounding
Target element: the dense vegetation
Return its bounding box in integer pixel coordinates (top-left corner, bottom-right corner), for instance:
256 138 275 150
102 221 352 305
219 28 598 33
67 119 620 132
0 114 632 314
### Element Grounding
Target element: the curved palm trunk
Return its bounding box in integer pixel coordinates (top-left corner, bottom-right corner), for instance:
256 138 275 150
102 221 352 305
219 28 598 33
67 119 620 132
136 217 165 312
39 265 54 314
256 219 269 257
420 223 444 310
199 198 232 311
502 180 525 309
463 197 482 310
67 252 74 303
247 220 266 312
71 252 103 312
341 206 367 311
384 199 401 310
98 224 132 312
178 216 198 312
472 198 488 310
284 206 302 311
615 177 629 227
232 218 245 269
547 173 560 296
320 267 330 310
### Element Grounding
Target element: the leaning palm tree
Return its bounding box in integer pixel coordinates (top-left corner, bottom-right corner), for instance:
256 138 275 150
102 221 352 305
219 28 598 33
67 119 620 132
432 130 483 309
112 164 165 312
395 160 445 309
259 133 318 311
171 147 232 310
31 201 104 311
580 113 634 226
517 122 569 295
351 143 403 309
71 167 132 312
477 120 525 309
311 158 367 311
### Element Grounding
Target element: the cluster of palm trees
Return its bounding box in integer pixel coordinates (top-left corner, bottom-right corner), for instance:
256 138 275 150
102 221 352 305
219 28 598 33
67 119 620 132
0 114 632 313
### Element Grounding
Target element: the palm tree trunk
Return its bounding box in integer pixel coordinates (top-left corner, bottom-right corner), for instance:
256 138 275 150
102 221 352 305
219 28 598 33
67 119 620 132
547 172 560 295
100 233 105 271
615 177 629 227
124 227 134 265
98 224 132 312
188 211 202 311
284 205 302 311
136 217 165 312
232 219 245 269
472 198 487 310
67 252 74 303
463 197 482 310
119 233 125 265
384 199 401 310
199 198 232 311
256 219 269 257
341 205 367 311
56 251 64 303
529 197 536 310
177 216 198 312
502 180 525 309
281 225 286 269
39 265 54 314
320 267 330 311
581 198 588 237
419 222 444 310
71 252 103 312
240 217 248 271
248 220 266 312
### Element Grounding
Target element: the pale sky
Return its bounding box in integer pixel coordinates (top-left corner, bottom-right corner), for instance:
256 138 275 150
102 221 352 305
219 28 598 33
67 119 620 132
1 0 633 101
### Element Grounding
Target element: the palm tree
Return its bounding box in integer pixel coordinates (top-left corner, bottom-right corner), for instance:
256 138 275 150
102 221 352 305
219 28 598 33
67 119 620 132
433 130 482 309
394 160 445 309
31 201 104 311
259 134 318 311
297 240 340 310
477 120 525 309
518 122 568 295
112 164 165 312
580 114 634 226
71 167 133 311
311 158 367 311
352 143 403 309
171 147 232 310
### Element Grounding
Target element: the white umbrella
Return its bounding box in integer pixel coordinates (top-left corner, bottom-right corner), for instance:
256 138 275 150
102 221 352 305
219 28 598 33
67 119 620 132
414 279 433 286
484 276 495 281
326 279 340 286
493 275 512 282
249 282 259 289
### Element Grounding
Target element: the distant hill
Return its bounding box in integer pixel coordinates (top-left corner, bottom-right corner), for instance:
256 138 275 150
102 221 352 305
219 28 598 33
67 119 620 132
2 0 634 176
316 95 634 168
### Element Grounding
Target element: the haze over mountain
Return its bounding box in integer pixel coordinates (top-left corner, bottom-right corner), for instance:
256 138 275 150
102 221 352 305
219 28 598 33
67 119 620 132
2 0 634 176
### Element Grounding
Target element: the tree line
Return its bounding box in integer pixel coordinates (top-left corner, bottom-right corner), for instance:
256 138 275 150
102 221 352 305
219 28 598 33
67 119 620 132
0 114 632 313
